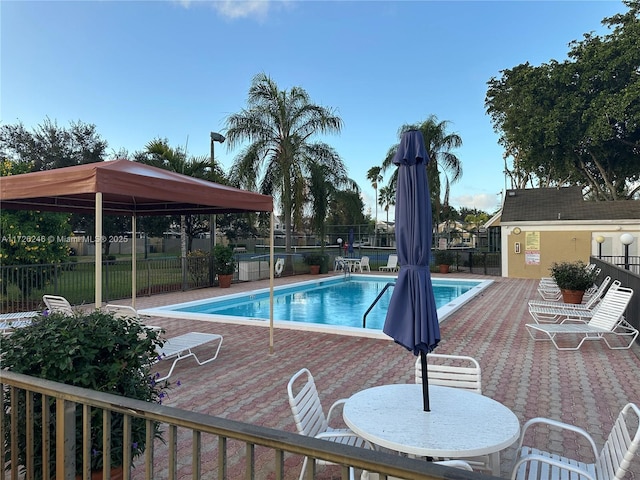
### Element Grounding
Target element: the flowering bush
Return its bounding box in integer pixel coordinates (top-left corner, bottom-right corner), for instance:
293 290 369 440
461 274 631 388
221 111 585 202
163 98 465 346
1 310 171 477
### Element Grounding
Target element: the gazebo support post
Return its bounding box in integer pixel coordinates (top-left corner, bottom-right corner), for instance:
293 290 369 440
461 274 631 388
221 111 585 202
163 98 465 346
95 192 103 308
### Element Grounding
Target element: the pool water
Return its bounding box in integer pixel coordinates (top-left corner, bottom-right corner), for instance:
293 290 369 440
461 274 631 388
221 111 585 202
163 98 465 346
143 276 492 331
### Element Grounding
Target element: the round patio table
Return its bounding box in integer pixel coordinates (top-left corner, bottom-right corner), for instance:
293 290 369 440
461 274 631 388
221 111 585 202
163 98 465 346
342 384 520 476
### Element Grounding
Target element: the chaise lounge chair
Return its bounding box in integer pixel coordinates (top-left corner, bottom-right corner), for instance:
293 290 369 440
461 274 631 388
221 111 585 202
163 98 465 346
528 278 619 324
537 266 601 301
379 254 399 272
526 285 637 350
43 294 74 316
105 303 223 381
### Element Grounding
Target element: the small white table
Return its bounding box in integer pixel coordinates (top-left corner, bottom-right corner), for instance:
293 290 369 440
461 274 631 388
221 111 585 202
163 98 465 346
342 257 361 272
343 384 520 476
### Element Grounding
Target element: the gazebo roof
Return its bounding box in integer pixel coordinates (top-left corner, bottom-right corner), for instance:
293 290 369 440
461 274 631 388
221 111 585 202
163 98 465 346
0 159 273 215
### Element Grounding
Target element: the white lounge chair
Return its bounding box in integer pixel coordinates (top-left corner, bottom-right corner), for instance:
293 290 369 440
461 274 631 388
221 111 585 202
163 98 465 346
287 368 373 480
154 332 223 382
528 278 619 324
511 402 640 480
42 294 74 316
105 304 223 381
0 311 38 335
526 286 637 350
537 266 601 301
379 254 399 272
104 304 162 333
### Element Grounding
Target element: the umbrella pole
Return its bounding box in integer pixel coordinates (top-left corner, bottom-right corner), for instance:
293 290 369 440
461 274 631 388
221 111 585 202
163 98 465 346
421 351 430 411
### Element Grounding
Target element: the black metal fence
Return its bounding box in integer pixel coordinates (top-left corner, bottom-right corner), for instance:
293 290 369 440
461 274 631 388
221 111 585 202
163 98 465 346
443 250 502 276
1 249 502 313
592 256 640 337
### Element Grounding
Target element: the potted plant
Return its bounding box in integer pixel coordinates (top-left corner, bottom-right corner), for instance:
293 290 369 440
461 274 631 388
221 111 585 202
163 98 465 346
213 244 236 288
304 253 326 275
1 310 169 479
549 260 599 304
434 249 455 274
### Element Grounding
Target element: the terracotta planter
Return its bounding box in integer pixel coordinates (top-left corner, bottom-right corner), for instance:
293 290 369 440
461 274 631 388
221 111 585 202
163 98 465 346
561 289 585 304
438 264 450 274
309 265 320 275
218 274 233 288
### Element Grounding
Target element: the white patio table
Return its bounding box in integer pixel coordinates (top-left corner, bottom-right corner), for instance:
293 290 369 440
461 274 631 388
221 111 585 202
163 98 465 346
342 257 361 272
343 384 520 476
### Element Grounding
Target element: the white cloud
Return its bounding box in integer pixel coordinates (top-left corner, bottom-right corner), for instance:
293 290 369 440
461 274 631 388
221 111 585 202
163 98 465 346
451 193 502 213
174 0 280 20
213 0 272 20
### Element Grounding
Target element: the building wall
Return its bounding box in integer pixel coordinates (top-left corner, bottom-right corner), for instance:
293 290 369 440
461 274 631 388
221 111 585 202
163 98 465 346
502 224 639 279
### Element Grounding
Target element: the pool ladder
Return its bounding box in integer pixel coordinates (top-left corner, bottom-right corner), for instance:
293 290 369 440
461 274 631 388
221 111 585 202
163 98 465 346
362 282 395 328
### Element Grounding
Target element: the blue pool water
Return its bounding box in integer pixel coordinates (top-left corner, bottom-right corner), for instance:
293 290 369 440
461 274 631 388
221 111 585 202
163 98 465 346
142 276 492 331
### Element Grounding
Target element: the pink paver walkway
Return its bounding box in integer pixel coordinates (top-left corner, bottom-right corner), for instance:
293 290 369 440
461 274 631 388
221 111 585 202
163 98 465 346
104 273 640 479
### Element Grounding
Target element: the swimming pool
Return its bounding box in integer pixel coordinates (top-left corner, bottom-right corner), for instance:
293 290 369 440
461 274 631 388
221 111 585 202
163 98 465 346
141 275 493 338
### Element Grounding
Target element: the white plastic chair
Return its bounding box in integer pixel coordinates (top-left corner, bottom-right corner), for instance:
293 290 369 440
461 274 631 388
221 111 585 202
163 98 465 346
415 353 488 471
362 460 474 479
379 254 399 272
287 368 373 480
511 403 640 480
414 353 482 393
42 295 74 316
334 256 345 271
355 256 370 272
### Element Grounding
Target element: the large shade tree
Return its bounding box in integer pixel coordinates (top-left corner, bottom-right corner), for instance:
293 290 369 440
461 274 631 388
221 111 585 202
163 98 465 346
485 0 640 200
0 118 107 171
381 116 463 225
225 73 345 254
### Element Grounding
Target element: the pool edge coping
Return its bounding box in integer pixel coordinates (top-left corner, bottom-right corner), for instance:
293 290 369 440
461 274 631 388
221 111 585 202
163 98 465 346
139 275 494 340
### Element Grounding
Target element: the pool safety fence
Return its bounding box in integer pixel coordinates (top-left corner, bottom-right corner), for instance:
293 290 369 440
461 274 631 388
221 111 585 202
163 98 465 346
1 370 487 480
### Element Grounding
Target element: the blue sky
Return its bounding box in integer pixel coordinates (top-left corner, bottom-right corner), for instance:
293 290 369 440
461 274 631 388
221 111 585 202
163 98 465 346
1 0 624 220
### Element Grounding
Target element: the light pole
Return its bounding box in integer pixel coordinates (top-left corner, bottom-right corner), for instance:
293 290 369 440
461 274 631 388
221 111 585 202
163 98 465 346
620 233 634 270
595 235 605 259
210 132 225 285
209 132 226 249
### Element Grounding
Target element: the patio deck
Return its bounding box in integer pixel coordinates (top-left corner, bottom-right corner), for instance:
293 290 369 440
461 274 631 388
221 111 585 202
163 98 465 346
107 273 640 479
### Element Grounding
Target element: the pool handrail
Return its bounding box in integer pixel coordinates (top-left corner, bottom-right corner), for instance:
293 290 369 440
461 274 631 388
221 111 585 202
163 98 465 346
362 282 395 328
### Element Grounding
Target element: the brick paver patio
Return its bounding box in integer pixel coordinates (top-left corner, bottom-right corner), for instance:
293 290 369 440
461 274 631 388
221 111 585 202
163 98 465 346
105 273 640 479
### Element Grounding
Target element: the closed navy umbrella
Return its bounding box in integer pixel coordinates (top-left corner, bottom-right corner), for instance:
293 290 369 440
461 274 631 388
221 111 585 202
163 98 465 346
348 228 354 255
383 129 440 411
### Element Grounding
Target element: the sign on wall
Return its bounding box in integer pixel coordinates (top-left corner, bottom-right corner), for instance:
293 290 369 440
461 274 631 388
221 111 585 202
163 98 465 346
525 231 540 265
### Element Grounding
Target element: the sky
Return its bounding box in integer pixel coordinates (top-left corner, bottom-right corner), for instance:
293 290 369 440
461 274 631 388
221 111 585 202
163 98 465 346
1 0 625 221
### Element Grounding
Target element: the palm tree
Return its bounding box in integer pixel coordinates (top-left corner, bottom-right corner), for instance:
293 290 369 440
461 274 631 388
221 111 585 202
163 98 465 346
366 166 382 245
225 73 344 254
381 115 462 226
308 161 358 255
378 185 395 224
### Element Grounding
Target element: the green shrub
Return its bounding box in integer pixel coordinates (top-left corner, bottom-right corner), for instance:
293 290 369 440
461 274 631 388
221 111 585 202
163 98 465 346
1 311 169 477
